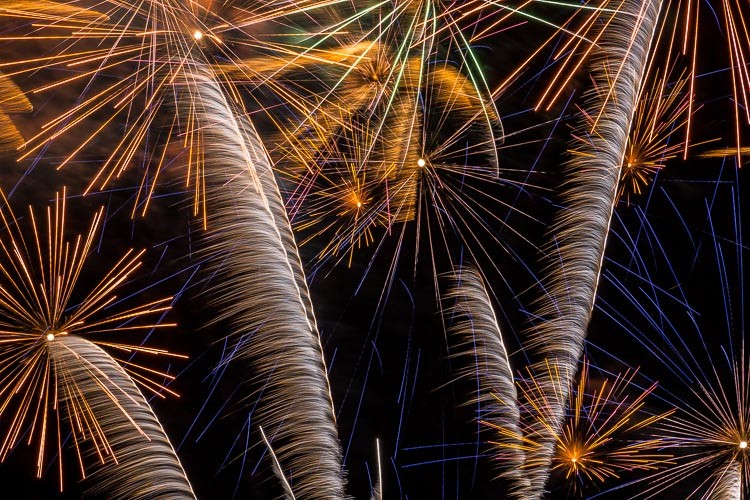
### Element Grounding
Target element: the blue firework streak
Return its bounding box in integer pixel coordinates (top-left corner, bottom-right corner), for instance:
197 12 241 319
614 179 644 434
593 157 750 498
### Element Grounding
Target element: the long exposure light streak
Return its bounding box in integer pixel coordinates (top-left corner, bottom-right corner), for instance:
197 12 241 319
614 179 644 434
522 0 662 493
0 189 183 490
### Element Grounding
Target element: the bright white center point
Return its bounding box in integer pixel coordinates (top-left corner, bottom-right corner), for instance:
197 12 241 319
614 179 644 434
417 158 426 168
740 441 747 449
571 458 577 463
356 202 362 208
193 30 203 40
46 333 55 341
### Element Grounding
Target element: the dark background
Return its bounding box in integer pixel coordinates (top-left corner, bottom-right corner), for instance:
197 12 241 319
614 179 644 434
0 2 747 499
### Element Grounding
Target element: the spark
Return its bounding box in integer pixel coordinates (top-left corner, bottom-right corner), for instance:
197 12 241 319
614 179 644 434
617 66 691 204
0 189 183 490
487 358 673 495
0 0 351 221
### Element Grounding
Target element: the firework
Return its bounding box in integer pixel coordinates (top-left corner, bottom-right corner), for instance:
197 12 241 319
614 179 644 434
0 189 184 489
601 300 750 498
570 61 692 205
382 58 504 223
0 0 348 219
651 352 750 498
617 66 690 204
522 0 661 493
283 120 391 267
499 359 672 496
281 0 505 235
286 49 516 286
193 66 345 498
445 265 530 497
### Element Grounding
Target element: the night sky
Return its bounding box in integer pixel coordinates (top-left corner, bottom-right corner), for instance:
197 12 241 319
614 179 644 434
0 1 748 499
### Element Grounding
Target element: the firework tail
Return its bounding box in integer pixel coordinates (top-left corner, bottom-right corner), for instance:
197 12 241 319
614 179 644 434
50 335 194 499
522 0 662 495
446 266 530 497
710 461 742 500
370 483 382 500
370 438 382 500
191 67 346 498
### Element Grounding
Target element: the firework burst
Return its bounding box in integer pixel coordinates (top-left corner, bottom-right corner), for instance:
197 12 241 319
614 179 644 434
576 62 693 205
283 28 529 285
618 66 690 204
0 0 349 219
490 358 673 496
652 351 750 498
284 120 391 267
0 189 183 489
281 0 506 236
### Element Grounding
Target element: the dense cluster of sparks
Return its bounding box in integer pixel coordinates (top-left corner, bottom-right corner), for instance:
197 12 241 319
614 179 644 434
640 349 750 497
0 189 182 489
618 67 691 203
0 0 746 497
485 359 673 494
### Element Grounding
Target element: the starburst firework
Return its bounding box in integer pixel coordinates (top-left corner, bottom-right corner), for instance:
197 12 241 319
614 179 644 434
651 351 750 498
618 67 690 204
0 0 353 219
491 359 673 496
0 189 184 489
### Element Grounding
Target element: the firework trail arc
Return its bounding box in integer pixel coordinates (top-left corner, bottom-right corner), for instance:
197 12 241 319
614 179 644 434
52 335 195 499
522 0 662 494
192 66 346 498
446 266 530 497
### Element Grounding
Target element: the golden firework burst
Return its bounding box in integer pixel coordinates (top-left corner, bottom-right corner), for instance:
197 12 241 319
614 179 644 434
485 359 673 494
0 189 184 489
